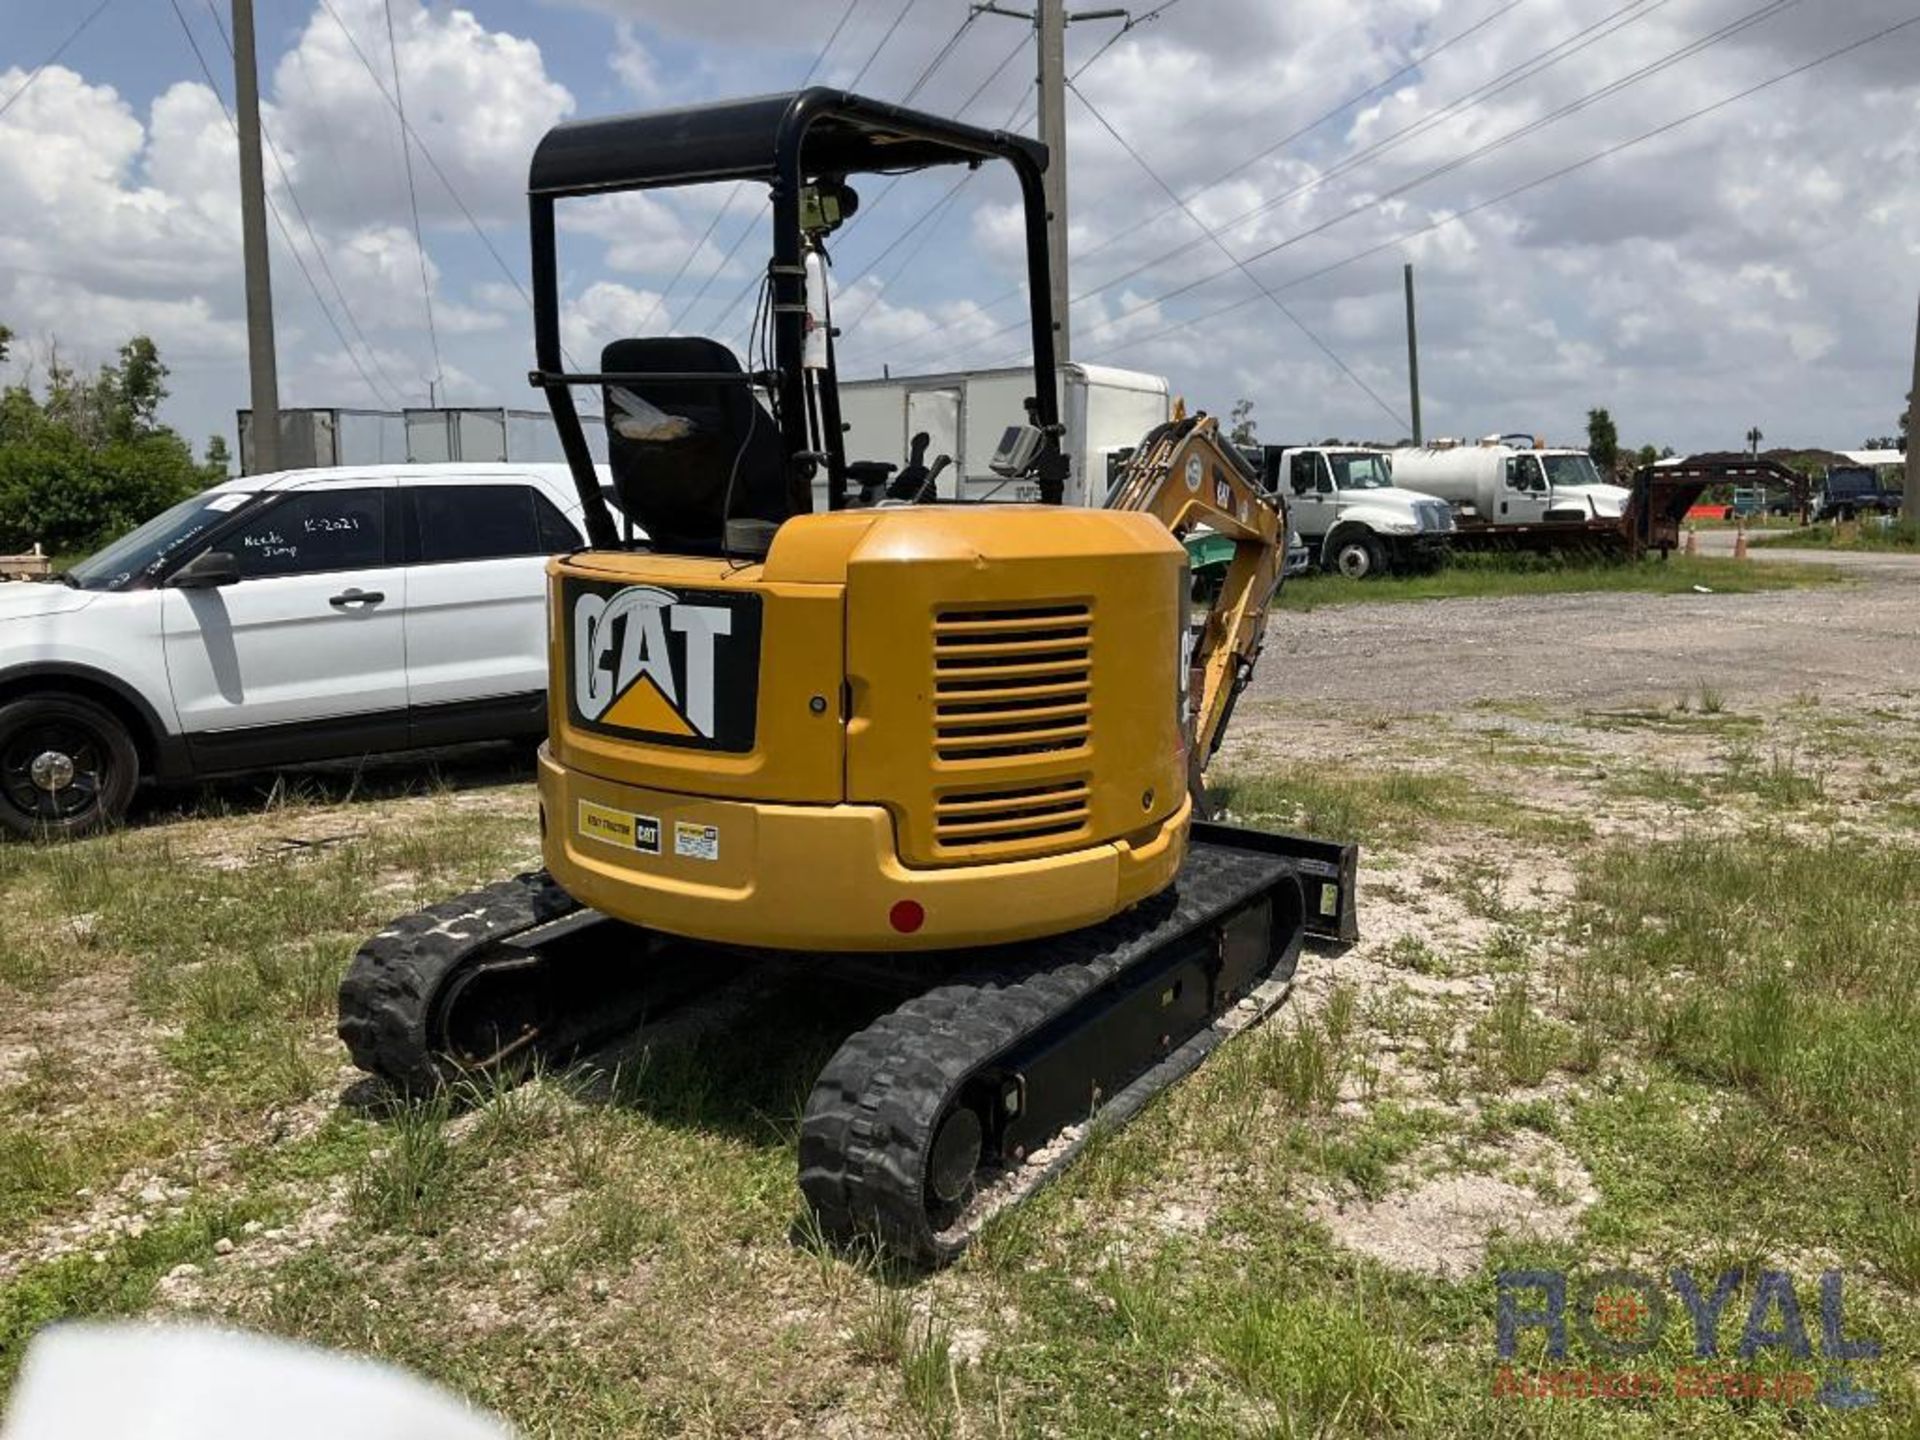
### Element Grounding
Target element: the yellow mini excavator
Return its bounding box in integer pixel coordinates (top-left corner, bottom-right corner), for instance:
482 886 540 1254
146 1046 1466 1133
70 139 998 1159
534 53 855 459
339 90 1356 1265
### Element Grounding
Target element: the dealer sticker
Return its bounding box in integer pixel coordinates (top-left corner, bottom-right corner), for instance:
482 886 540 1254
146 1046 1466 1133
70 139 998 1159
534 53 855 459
578 800 661 854
674 821 720 862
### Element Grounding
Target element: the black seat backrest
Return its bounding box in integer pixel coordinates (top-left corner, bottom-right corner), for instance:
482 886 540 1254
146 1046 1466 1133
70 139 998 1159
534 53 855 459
601 336 790 555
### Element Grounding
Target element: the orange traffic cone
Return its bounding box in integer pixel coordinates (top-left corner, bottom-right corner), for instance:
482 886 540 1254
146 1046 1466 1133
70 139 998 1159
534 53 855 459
1733 524 1749 561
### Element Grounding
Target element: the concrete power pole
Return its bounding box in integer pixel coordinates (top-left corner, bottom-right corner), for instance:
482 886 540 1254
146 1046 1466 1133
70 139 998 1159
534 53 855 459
977 3 1129 365
232 0 280 473
1403 263 1423 446
1036 0 1071 363
1906 289 1919 507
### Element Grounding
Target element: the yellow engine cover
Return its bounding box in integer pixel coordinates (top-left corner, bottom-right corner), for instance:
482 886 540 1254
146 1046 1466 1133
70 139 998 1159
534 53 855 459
539 505 1191 950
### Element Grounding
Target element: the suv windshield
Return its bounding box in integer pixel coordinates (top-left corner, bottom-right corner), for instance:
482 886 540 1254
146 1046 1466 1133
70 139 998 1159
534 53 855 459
1542 454 1605 488
64 492 257 591
1327 453 1392 489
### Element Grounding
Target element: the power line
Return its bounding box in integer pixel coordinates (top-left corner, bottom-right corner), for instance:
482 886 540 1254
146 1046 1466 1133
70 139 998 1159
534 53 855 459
739 44 1028 347
1066 0 1184 75
833 174 974 334
310 1 538 337
849 0 924 91
702 0 985 340
1067 78 1408 431
835 6 1171 360
781 5 993 263
900 8 978 104
944 0 1679 366
199 0 410 406
0 0 114 121
955 26 1032 113
1070 0 1533 280
383 0 442 398
831 19 1102 340
622 0 869 342
1084 11 1920 368
810 25 1028 291
871 0 1536 356
1066 0 1683 318
1056 0 1812 358
164 0 395 406
962 0 1806 369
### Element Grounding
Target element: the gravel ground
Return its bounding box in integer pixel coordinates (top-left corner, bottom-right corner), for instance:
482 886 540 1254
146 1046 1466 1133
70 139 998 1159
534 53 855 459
1249 546 1920 713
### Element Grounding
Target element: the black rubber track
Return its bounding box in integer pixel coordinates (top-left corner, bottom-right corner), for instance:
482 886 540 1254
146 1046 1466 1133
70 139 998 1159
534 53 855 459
797 843 1290 1267
337 870 582 1094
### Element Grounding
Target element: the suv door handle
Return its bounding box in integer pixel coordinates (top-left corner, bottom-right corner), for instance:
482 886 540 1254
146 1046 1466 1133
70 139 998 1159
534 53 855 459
329 589 386 609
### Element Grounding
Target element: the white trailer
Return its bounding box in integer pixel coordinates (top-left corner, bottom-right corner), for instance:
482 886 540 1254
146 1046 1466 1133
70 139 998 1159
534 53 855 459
830 363 1170 509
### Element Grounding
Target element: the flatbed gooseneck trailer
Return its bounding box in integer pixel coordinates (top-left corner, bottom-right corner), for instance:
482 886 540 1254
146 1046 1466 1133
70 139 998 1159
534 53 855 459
338 89 1357 1265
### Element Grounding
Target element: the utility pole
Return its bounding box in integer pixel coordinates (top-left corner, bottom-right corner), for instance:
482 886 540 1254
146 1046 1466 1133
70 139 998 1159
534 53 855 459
1906 288 1919 508
232 0 280 473
1403 263 1423 446
1037 0 1071 362
976 3 1129 366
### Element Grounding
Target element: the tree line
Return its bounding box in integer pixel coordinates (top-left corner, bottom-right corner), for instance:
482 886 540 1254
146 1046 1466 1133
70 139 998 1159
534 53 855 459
0 325 227 558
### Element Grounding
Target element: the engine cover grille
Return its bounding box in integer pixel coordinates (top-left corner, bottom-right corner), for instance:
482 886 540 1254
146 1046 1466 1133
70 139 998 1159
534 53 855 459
932 605 1092 764
933 779 1092 850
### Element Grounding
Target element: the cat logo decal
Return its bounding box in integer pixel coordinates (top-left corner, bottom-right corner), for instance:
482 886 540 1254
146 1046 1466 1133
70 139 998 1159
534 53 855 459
567 581 762 752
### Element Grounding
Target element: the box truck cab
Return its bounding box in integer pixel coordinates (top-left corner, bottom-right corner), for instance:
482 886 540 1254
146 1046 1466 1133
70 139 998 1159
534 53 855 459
1390 437 1630 527
1248 445 1452 578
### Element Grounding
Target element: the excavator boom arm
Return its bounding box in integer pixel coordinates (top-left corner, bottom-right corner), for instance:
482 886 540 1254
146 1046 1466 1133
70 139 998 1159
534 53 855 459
1105 414 1287 800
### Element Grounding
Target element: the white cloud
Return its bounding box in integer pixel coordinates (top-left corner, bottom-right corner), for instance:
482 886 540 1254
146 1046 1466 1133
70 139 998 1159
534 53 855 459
266 0 574 229
561 279 673 363
5 0 1919 456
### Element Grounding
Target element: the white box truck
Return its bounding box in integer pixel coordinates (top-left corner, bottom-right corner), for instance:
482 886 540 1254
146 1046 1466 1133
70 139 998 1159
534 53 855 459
831 363 1171 509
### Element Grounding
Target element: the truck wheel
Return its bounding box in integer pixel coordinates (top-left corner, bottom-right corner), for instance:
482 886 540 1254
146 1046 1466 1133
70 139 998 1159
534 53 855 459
1329 534 1387 580
0 695 140 839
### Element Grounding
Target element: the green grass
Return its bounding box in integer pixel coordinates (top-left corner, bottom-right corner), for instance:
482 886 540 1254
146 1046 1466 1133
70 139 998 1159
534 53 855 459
1752 520 1920 552
1562 832 1920 1283
1211 764 1579 847
4 724 1919 1434
1275 552 1839 611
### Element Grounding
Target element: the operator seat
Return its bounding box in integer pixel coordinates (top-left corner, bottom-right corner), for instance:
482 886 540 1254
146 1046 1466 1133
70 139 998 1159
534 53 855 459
600 336 790 555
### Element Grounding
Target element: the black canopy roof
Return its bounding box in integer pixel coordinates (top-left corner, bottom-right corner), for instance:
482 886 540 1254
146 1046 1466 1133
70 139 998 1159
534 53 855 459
527 87 1049 198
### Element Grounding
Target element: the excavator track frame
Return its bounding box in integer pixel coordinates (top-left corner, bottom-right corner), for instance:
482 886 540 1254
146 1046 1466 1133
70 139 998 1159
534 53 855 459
337 826 1355 1265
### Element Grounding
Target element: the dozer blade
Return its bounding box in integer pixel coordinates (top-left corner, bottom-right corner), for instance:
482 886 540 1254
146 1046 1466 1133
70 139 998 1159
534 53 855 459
797 825 1357 1267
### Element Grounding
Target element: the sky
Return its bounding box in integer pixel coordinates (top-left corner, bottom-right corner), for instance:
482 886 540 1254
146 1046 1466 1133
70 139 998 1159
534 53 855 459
2 0 1917 463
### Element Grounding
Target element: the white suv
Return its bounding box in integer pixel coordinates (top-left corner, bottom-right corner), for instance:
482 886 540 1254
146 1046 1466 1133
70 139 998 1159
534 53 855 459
0 463 609 837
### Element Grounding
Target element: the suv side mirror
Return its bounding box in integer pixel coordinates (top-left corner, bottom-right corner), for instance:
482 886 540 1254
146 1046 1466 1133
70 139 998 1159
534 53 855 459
169 549 240 589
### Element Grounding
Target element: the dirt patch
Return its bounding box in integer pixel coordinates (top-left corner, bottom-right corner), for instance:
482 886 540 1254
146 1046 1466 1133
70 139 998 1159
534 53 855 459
1310 1132 1597 1280
0 965 173 1116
